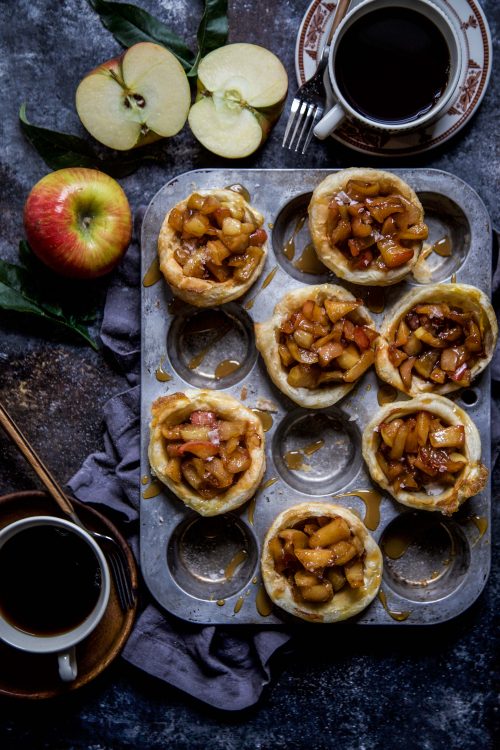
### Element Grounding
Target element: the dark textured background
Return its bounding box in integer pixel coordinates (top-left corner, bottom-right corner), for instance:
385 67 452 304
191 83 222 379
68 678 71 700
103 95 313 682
0 1 499 747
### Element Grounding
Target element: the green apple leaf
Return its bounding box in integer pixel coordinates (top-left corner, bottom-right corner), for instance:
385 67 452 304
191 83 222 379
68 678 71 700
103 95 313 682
0 246 99 351
87 0 196 72
19 105 158 177
188 0 228 77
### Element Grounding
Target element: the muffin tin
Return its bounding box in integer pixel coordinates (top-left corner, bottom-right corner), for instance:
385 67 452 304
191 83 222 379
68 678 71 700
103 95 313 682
140 168 492 625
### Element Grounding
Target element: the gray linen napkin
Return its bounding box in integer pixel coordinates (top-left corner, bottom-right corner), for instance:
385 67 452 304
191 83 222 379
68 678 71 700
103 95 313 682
68 220 290 711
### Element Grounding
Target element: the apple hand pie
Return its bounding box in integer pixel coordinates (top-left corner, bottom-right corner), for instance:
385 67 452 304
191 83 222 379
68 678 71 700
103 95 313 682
308 168 428 285
362 395 487 514
261 503 382 622
158 188 267 307
375 283 498 395
148 390 265 516
255 284 378 408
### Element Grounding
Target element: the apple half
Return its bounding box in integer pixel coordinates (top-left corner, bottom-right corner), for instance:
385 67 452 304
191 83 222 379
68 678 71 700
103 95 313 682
188 43 288 158
76 42 191 151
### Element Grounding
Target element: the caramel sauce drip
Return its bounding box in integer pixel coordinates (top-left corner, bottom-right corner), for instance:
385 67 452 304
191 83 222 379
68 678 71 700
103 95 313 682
377 384 397 406
216 599 226 607
224 549 248 581
155 356 172 382
252 577 258 584
332 489 382 531
260 477 278 490
233 596 245 614
143 256 162 287
186 312 232 370
240 386 248 400
378 590 410 621
225 183 251 202
382 532 412 559
293 243 326 275
247 496 257 526
215 359 241 379
450 272 457 283
141 475 150 486
284 450 309 471
363 286 386 314
432 235 452 257
142 480 163 499
244 266 278 310
284 214 307 261
303 439 324 456
256 585 273 616
251 409 273 432
471 515 488 539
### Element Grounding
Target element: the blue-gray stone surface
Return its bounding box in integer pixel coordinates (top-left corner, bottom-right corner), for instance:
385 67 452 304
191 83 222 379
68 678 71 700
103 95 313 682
0 0 499 747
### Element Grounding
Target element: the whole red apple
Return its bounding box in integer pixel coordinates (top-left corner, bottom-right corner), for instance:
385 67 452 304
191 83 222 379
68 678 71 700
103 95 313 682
23 167 132 279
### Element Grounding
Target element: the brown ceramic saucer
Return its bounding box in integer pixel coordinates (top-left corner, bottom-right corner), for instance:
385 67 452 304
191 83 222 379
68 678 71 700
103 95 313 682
0 490 138 699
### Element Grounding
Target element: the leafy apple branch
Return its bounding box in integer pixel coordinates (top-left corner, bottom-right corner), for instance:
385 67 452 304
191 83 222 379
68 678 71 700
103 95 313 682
0 242 99 350
88 0 228 77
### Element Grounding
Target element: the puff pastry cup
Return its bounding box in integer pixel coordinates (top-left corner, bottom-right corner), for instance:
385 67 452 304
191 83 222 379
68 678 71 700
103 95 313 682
375 283 498 396
158 188 267 307
148 390 265 516
362 395 488 515
308 168 428 286
254 283 378 408
261 503 382 623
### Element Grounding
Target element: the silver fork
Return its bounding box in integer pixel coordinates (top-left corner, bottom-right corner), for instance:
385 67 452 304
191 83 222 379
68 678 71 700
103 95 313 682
282 0 351 154
0 401 136 612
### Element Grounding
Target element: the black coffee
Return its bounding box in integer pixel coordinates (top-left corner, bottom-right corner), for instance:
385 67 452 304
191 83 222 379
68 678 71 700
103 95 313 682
0 525 101 636
335 7 450 124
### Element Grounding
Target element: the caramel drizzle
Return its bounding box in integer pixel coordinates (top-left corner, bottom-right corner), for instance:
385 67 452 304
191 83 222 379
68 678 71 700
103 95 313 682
214 359 241 379
432 235 452 257
471 515 487 541
377 384 397 406
142 480 163 499
293 243 326 275
155 355 172 382
332 489 382 531
251 409 273 432
256 585 273 616
187 322 232 370
378 590 410 621
143 256 162 287
244 265 278 310
247 477 278 526
224 549 248 581
382 533 412 560
233 596 245 614
303 439 325 456
284 214 307 261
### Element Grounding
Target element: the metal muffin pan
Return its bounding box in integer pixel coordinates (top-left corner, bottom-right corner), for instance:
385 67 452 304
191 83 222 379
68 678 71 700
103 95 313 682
140 168 492 625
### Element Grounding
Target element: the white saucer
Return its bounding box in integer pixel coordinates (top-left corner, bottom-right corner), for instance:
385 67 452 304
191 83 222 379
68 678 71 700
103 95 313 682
295 0 492 156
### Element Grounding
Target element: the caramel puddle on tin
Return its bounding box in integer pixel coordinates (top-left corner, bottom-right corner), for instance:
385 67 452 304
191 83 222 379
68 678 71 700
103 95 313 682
432 235 452 257
293 243 326 275
240 386 248 400
142 480 163 499
155 356 172 382
450 272 457 283
256 585 273 617
247 477 278 526
382 532 413 560
141 475 150 486
216 599 226 607
284 450 310 471
215 359 241 379
186 311 232 369
225 183 251 202
378 590 410 622
377 384 397 406
251 409 273 432
471 515 488 542
244 265 278 311
303 439 324 456
143 256 162 287
284 214 307 261
224 549 248 581
233 596 245 614
332 489 382 531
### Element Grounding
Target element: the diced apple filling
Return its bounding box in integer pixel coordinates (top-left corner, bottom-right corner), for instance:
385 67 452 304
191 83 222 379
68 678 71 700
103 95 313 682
168 193 266 283
161 409 261 498
269 515 366 604
388 303 484 389
376 411 467 493
278 297 378 389
326 180 428 271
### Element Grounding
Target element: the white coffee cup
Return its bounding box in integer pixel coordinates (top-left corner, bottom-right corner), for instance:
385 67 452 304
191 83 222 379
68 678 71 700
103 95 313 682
0 516 110 682
314 0 462 139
